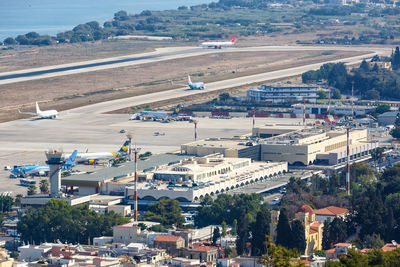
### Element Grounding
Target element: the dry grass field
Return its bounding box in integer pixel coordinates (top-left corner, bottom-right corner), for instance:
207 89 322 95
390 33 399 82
0 32 370 122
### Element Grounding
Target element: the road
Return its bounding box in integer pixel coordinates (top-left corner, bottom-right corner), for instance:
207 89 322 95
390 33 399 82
0 45 390 86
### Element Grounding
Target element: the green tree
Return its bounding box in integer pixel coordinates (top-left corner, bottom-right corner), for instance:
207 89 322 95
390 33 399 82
261 235 304 267
392 46 400 70
276 208 291 249
231 219 237 236
213 226 221 244
221 221 227 237
317 90 327 99
26 32 40 39
114 10 129 21
251 204 271 256
9 251 19 259
365 89 380 100
39 180 49 194
144 199 185 227
314 250 326 257
360 59 370 72
375 104 390 114
302 70 319 83
371 147 385 169
3 37 16 45
0 213 4 228
390 127 400 140
290 220 306 254
322 222 331 250
137 222 147 230
27 185 36 196
372 63 379 72
0 196 14 212
236 211 249 255
326 249 368 266
200 195 213 206
195 193 262 227
219 93 230 102
326 218 348 247
331 88 342 99
362 233 384 249
223 246 232 258
17 199 129 244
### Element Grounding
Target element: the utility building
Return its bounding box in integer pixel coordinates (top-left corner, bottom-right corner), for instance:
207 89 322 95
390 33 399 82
247 84 318 103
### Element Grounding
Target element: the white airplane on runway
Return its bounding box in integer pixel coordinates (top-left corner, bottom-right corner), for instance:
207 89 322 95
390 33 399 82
170 75 205 90
19 102 58 119
200 35 236 49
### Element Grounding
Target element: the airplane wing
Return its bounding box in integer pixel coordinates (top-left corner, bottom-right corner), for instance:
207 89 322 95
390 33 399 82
18 109 37 116
169 80 187 87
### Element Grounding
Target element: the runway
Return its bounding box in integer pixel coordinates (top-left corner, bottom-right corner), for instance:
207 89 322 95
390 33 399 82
67 51 381 114
0 45 390 86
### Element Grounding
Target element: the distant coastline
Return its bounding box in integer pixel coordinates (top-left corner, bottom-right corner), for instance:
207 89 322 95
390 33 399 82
0 0 213 42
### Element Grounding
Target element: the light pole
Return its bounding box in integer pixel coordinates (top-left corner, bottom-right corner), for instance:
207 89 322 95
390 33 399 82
132 144 141 221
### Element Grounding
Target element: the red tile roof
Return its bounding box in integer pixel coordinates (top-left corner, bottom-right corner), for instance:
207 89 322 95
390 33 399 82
192 246 217 252
297 205 314 214
325 248 335 254
361 248 372 254
382 243 400 252
314 206 349 216
154 235 181 242
310 222 322 229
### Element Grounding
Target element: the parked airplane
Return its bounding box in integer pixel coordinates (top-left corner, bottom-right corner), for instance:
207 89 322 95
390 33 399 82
19 102 58 119
65 140 130 164
200 35 236 49
10 150 78 178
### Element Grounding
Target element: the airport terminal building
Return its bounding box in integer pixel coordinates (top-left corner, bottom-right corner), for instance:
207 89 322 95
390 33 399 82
181 126 378 166
125 156 287 202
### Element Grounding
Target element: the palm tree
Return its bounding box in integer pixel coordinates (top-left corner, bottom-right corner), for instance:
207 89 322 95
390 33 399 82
39 180 49 194
27 185 37 196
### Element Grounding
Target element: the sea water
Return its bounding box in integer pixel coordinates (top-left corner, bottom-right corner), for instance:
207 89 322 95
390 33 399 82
0 0 212 41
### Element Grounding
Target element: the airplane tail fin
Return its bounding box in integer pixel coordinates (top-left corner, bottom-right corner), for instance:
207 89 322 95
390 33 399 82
118 140 130 155
64 150 78 169
188 75 192 84
35 102 41 113
231 34 236 43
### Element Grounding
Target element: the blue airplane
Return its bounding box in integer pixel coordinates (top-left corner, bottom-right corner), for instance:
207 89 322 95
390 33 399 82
10 150 78 178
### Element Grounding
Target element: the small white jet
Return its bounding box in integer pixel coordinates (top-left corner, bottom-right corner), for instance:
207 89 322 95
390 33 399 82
171 75 205 90
19 102 58 119
200 34 236 49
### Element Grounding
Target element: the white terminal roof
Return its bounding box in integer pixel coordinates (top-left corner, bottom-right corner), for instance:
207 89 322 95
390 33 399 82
138 159 284 191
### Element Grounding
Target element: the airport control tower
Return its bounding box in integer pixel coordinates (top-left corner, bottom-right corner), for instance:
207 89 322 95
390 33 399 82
45 149 65 197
